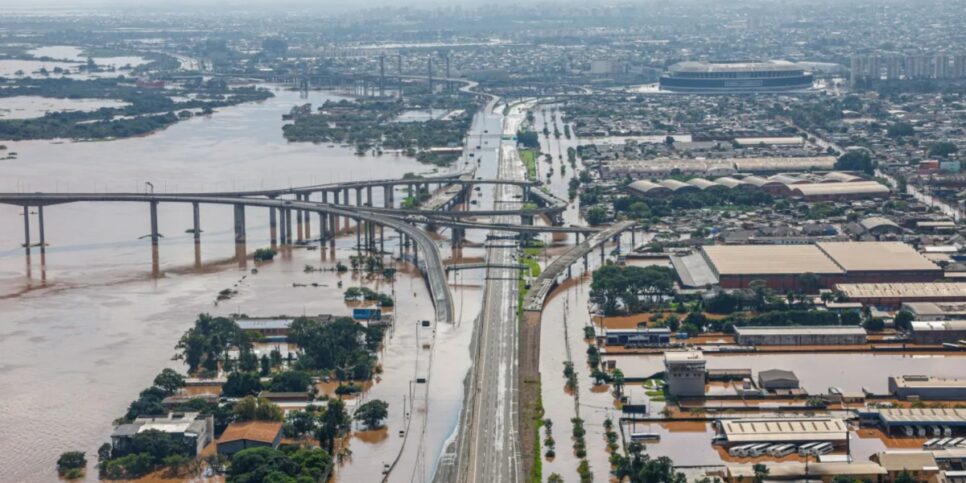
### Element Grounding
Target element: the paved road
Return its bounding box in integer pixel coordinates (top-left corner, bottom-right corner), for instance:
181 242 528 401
459 110 526 483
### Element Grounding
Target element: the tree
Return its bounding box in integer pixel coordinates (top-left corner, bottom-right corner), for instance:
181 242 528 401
863 317 885 332
284 408 320 438
928 141 957 158
227 446 332 483
259 354 271 376
834 150 875 175
895 470 915 483
317 399 350 453
612 368 625 398
222 372 262 398
894 310 915 331
268 371 312 393
57 451 86 478
752 463 770 483
585 206 607 225
706 292 739 314
841 311 861 326
354 399 389 429
887 122 915 138
548 474 564 483
175 314 250 374
233 396 284 422
153 368 185 396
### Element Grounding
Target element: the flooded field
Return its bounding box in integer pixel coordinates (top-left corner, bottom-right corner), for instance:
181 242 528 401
0 85 478 482
0 45 147 78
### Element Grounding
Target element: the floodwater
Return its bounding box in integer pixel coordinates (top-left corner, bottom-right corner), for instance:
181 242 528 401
0 96 129 119
0 45 147 79
0 85 478 482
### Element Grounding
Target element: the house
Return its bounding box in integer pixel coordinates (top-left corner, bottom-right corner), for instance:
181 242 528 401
217 421 284 456
111 412 213 457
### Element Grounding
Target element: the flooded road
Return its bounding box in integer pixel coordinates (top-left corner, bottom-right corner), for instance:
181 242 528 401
0 85 472 481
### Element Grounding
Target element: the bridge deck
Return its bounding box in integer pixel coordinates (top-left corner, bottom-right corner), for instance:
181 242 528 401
523 220 636 312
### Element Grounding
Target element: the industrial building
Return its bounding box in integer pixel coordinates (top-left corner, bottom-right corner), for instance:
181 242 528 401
734 326 867 346
889 375 966 401
859 407 966 436
839 283 966 306
111 412 214 457
664 351 706 397
691 242 941 290
716 417 849 445
903 301 966 321
659 60 814 93
626 172 888 201
910 320 966 344
603 327 671 347
758 369 801 391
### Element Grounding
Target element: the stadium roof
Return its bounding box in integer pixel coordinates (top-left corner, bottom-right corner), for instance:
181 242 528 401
817 242 939 272
669 60 804 74
702 245 844 276
626 180 670 194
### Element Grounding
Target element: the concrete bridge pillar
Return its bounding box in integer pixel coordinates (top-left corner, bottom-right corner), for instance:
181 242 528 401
269 206 277 247
303 195 311 239
192 202 201 245
233 204 246 244
333 190 340 205
413 241 419 266
355 218 361 253
384 186 391 208
614 234 621 255
380 226 385 253
149 201 159 247
322 190 329 204
355 187 362 208
631 228 636 249
342 188 351 227
284 208 293 244
366 186 373 207
38 205 46 252
600 243 605 264
319 212 326 246
22 205 30 253
296 196 304 242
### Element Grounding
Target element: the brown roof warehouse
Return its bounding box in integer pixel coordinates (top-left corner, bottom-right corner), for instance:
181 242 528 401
686 241 941 290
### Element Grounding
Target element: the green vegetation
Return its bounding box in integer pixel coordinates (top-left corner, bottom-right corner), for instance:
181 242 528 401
834 150 876 175
528 383 544 483
563 361 578 392
176 314 253 374
253 248 277 261
591 264 676 316
519 148 538 181
611 188 773 222
226 446 332 483
288 316 384 380
928 141 958 158
0 77 271 140
57 451 86 479
343 286 394 307
282 97 477 166
354 399 389 430
233 396 285 422
99 429 193 479
516 129 540 149
611 442 687 483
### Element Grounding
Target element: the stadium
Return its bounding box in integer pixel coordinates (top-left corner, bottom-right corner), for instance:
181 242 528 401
659 61 814 93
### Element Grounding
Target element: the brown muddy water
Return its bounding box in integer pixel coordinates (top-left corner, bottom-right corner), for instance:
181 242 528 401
0 86 480 482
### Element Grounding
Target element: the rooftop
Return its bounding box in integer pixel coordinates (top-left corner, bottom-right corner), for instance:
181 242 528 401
890 375 966 388
734 325 866 336
816 242 939 272
911 320 966 331
664 350 704 362
838 283 966 300
669 60 804 74
868 407 966 425
719 417 849 443
219 421 283 444
702 244 844 276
